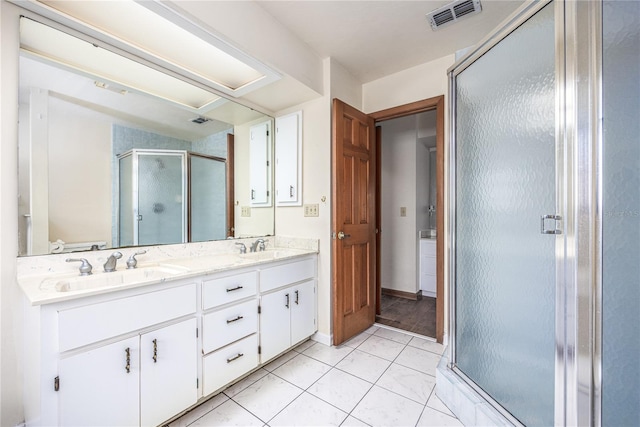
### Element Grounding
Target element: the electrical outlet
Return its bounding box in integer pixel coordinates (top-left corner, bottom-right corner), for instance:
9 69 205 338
400 207 407 217
241 206 251 217
304 204 319 217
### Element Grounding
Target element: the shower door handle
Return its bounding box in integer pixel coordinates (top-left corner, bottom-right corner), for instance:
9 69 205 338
540 214 562 235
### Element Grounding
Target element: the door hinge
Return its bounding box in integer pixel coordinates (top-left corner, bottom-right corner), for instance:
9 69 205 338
54 376 60 392
196 328 199 338
266 130 270 137
197 378 199 388
258 305 261 314
267 190 270 197
258 345 261 355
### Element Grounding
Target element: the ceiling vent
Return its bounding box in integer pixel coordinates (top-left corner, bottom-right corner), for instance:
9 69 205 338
426 0 482 30
190 117 210 124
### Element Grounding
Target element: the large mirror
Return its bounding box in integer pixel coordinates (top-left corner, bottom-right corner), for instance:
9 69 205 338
17 17 275 256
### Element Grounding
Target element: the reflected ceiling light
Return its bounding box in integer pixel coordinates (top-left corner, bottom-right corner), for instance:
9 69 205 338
14 0 281 98
20 18 224 111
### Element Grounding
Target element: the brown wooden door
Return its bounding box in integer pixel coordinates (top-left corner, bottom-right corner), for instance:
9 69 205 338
332 98 377 345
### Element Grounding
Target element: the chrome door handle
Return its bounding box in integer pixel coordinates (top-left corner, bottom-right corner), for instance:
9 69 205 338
540 214 562 235
337 231 351 240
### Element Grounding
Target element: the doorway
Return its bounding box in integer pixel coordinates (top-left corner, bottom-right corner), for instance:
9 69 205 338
331 96 444 345
375 110 438 338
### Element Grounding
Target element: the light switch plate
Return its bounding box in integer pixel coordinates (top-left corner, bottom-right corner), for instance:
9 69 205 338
241 206 251 217
304 204 319 217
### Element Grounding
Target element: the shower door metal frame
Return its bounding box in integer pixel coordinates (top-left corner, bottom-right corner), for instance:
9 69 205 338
447 0 600 425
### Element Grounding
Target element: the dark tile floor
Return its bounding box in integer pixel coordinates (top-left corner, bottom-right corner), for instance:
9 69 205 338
376 294 437 338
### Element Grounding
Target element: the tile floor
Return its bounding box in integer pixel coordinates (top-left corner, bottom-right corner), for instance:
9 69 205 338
168 325 462 427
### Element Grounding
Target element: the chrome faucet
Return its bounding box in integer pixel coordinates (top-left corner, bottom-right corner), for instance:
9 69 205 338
235 242 247 254
103 251 122 272
66 258 93 276
126 250 147 269
250 238 266 252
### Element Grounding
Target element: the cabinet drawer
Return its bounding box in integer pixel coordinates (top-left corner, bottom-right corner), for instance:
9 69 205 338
203 299 258 353
420 240 437 256
202 271 257 310
260 258 315 293
58 284 196 352
203 334 258 396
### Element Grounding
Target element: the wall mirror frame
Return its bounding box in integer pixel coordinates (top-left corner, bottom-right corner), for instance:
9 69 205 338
16 7 276 257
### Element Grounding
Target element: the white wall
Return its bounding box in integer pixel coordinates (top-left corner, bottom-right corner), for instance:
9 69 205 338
48 97 113 246
380 115 418 294
1 2 23 425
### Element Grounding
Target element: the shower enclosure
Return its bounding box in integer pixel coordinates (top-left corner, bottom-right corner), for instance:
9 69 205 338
118 149 227 246
448 0 639 426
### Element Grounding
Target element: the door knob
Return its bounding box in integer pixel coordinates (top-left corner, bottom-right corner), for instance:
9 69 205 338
337 231 351 240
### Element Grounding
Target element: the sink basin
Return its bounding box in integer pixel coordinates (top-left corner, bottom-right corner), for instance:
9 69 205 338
167 254 243 270
239 249 301 261
40 264 190 293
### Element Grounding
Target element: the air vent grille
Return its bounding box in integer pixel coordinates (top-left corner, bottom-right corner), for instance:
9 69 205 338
191 117 210 124
426 0 482 30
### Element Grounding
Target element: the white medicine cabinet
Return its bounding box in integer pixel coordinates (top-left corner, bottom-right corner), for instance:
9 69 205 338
249 120 273 207
275 111 302 206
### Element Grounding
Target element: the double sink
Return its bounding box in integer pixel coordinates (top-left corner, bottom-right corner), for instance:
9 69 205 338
38 249 301 293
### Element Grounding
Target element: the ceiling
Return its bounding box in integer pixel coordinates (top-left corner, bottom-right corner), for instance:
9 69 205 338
255 0 525 83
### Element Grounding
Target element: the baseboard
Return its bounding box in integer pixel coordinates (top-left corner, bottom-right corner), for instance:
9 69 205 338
381 288 422 301
311 331 332 346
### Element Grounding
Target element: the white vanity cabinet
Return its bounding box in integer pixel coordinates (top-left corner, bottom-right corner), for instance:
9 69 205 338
22 251 318 426
259 257 317 362
58 335 139 426
24 282 198 427
58 317 197 427
201 270 259 396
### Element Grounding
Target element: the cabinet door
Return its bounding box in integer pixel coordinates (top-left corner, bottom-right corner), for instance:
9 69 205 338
260 288 292 362
140 318 198 427
275 111 302 206
291 280 316 345
58 336 139 427
249 120 272 207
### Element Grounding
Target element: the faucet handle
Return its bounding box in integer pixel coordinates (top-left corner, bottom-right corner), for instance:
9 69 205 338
126 250 147 269
235 242 247 254
257 239 267 252
66 258 93 276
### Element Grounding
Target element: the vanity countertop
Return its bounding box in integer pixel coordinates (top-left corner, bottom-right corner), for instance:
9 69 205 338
18 237 318 306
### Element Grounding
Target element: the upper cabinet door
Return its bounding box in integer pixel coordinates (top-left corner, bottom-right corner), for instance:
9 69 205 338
249 121 272 207
275 111 302 206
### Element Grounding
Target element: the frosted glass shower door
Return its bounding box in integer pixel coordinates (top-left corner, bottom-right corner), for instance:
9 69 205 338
602 1 640 425
190 154 226 242
453 3 556 426
137 152 185 245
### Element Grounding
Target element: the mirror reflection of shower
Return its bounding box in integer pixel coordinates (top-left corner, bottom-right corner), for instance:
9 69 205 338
117 149 227 247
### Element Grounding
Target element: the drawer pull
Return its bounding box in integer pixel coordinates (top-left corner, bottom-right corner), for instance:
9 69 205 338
227 353 244 363
226 285 244 293
125 347 131 373
152 339 158 363
295 290 299 305
226 315 244 324
285 293 290 308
